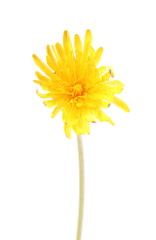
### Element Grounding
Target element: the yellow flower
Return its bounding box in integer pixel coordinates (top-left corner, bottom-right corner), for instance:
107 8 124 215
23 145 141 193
33 30 130 138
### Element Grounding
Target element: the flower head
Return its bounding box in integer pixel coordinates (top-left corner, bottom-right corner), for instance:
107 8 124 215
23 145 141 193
33 30 130 138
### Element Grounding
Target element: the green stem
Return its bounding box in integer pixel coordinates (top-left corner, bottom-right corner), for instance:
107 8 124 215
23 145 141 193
76 135 84 240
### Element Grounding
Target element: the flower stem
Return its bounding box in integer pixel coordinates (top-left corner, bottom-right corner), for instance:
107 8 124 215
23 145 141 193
76 135 84 240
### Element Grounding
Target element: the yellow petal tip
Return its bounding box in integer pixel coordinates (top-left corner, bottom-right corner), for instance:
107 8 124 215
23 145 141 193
33 80 40 85
51 112 55 118
125 106 130 112
110 120 115 125
64 124 71 138
32 54 37 60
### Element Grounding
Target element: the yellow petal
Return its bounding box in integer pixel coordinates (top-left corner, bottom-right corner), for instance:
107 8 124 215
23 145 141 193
74 120 84 135
74 34 82 56
35 71 51 83
101 69 114 82
104 80 124 94
85 121 90 134
63 30 73 53
92 47 103 66
72 124 79 135
36 90 52 98
46 45 57 61
87 114 96 123
46 55 57 72
41 84 50 91
34 82 50 91
32 54 54 78
100 100 111 109
33 80 40 85
43 100 57 108
88 46 95 59
84 30 92 52
92 108 114 125
51 105 62 118
98 66 114 76
75 120 90 135
64 124 71 138
51 45 60 60
112 96 130 112
62 104 78 125
34 73 52 90
81 120 90 134
46 45 58 71
55 43 65 61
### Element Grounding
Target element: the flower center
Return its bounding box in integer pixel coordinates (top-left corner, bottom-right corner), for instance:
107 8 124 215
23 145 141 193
72 84 83 97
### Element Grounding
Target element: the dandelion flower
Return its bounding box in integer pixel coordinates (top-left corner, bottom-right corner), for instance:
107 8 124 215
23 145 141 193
33 30 130 138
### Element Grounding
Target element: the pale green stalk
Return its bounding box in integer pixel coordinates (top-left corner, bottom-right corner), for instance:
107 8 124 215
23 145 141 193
76 135 84 240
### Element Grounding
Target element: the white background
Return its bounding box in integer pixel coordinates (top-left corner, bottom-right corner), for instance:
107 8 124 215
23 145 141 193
0 0 156 239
